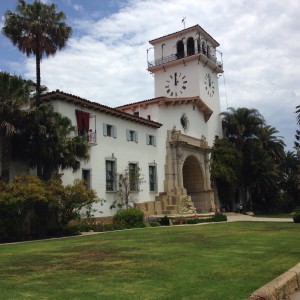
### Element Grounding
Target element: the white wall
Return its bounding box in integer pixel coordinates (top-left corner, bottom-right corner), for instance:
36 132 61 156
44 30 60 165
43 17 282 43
51 99 161 216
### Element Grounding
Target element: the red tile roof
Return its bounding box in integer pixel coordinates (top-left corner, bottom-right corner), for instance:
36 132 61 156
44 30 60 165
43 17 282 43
41 90 162 128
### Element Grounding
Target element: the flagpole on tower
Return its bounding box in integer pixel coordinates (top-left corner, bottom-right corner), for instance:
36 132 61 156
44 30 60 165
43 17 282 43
182 17 186 29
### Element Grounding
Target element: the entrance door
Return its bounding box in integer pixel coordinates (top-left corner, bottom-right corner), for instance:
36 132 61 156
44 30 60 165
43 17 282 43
182 156 204 209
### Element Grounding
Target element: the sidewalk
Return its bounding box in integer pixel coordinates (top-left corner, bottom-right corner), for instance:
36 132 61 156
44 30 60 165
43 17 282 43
225 212 293 223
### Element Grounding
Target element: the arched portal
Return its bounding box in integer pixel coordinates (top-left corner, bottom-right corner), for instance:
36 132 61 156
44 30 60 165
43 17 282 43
182 155 204 209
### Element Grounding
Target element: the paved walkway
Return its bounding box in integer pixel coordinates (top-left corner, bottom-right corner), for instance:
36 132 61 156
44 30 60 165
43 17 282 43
225 212 293 223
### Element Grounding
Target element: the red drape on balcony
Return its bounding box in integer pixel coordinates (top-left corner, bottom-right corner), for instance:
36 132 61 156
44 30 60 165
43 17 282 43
75 110 90 137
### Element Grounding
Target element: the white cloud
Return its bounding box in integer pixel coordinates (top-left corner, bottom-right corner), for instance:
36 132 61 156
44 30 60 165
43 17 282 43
22 0 300 150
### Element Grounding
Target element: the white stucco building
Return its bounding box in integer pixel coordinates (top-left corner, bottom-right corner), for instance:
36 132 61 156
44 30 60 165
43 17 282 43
8 25 224 217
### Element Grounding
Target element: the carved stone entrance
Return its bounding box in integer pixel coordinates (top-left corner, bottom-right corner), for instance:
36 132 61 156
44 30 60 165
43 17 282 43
136 126 215 216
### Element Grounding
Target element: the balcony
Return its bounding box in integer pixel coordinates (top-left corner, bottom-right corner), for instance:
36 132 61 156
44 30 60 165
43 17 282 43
148 49 223 72
75 129 97 145
88 131 97 145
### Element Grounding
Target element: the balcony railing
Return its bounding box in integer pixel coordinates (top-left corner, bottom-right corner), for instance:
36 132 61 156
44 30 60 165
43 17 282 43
88 132 97 145
148 49 222 70
75 128 97 145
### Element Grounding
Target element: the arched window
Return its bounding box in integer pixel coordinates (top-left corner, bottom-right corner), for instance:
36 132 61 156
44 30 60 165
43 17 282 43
176 40 184 59
201 41 206 55
187 37 195 56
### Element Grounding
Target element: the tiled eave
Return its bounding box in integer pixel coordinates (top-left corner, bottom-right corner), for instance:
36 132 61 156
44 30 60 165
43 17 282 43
117 96 213 122
41 90 162 128
149 24 220 47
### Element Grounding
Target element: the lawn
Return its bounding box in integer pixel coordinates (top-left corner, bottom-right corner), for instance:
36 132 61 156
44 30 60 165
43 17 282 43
0 222 299 300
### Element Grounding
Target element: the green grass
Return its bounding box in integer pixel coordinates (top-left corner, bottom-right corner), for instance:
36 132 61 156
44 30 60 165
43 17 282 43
1 222 300 300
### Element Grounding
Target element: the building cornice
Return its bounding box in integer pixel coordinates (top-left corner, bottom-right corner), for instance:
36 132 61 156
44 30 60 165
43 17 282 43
117 96 213 122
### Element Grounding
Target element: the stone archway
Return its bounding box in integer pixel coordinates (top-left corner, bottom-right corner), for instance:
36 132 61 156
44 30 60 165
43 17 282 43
182 155 204 207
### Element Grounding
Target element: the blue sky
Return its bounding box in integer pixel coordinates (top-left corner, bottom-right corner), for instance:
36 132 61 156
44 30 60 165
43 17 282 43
1 0 300 151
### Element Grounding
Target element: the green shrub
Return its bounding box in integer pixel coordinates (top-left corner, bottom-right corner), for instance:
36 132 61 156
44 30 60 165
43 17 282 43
159 215 170 226
186 213 227 225
112 208 145 229
295 207 300 214
211 213 227 222
149 221 161 227
293 212 300 223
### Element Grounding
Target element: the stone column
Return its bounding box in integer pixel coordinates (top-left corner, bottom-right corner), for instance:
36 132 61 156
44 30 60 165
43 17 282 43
176 145 184 188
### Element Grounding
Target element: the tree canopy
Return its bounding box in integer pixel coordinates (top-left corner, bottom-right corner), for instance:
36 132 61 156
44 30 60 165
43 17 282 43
2 0 72 106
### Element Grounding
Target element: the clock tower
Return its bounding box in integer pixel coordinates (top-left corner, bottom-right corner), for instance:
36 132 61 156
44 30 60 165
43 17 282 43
147 24 224 144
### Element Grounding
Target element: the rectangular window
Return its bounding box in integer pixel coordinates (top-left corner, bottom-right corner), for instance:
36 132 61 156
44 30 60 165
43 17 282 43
146 134 156 146
133 111 139 117
82 169 91 189
129 163 139 191
106 160 116 191
126 129 138 143
103 123 117 138
149 165 157 192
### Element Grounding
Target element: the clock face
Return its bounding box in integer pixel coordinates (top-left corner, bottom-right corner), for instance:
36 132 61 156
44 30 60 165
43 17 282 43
165 72 187 97
204 73 215 97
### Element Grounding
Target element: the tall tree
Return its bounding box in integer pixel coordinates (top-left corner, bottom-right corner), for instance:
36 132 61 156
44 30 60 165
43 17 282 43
210 139 242 211
0 72 34 182
221 107 266 208
219 107 285 212
255 125 285 163
279 151 300 210
13 105 90 181
221 107 265 150
2 0 72 107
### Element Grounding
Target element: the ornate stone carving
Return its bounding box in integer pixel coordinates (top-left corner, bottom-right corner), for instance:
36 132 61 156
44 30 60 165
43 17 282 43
176 146 183 162
179 196 197 214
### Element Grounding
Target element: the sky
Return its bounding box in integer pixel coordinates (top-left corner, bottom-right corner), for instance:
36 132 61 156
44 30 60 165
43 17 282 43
0 0 299 151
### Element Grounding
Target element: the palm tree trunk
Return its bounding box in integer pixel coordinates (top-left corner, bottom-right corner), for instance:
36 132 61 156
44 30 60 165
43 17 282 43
1 135 12 183
35 39 41 108
35 43 43 178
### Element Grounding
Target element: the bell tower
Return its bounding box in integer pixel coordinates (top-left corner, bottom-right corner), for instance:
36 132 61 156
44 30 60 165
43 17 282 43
147 24 224 143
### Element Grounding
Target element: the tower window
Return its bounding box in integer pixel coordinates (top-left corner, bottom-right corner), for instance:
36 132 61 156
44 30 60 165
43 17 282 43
202 41 206 55
187 37 195 56
176 40 184 59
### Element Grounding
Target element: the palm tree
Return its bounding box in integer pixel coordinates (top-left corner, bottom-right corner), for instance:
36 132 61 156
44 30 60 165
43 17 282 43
210 139 242 211
221 107 267 208
221 107 266 149
2 0 72 107
0 72 34 182
255 125 285 163
244 144 281 212
279 151 300 209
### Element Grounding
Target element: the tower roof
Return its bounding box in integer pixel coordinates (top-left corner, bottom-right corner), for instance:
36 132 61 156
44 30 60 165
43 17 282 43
149 24 220 47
